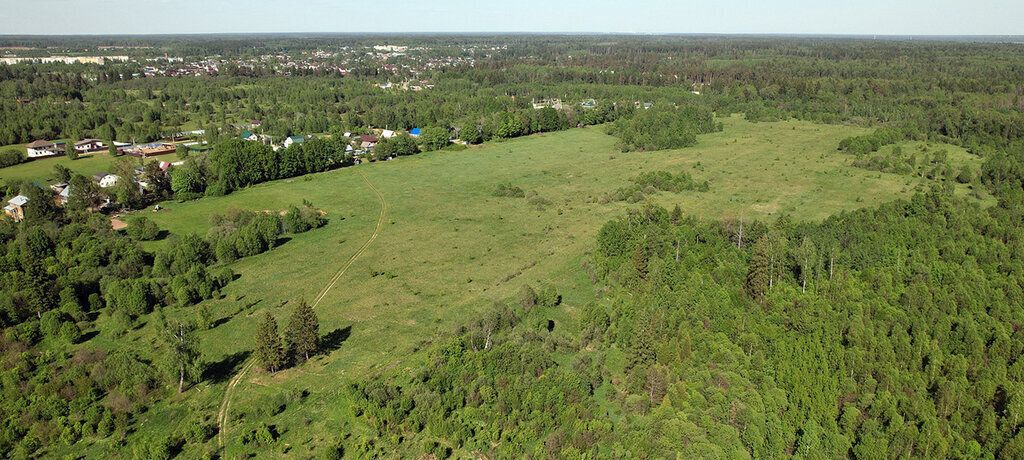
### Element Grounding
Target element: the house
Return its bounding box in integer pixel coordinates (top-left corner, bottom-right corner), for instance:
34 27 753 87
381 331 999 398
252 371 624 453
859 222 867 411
380 130 396 139
533 98 563 110
409 128 421 137
4 195 28 221
26 140 61 158
359 135 378 144
283 135 305 148
580 99 596 109
55 186 70 206
93 172 119 188
73 139 105 154
240 131 258 141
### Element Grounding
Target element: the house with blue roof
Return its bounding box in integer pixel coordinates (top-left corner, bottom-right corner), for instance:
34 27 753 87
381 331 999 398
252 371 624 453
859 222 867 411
409 128 421 137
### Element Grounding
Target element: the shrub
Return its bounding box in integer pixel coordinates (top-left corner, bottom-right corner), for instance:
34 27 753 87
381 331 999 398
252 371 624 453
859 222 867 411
0 149 26 168
493 183 525 198
126 216 160 240
518 285 538 311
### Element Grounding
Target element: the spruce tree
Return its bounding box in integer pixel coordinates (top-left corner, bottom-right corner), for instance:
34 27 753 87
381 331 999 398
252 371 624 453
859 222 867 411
745 236 772 298
670 204 683 224
255 312 285 372
286 299 319 362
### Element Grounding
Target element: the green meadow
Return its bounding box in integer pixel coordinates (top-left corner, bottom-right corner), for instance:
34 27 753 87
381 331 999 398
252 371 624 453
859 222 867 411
65 116 991 457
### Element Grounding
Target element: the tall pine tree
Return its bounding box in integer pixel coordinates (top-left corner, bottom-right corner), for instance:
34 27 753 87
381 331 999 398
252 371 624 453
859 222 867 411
255 312 285 372
286 299 319 362
745 235 773 298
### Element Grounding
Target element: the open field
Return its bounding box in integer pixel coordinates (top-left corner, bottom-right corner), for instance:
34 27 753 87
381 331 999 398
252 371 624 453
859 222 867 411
67 116 991 457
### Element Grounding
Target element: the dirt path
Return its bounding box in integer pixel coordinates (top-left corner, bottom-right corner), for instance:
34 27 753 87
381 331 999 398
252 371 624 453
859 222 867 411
216 170 387 452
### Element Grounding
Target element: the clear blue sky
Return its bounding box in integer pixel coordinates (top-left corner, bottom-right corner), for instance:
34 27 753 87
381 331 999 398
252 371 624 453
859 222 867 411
2 0 1021 36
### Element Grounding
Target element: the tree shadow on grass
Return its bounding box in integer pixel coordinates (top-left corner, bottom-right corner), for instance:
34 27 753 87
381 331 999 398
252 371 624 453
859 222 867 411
203 350 251 384
320 326 351 354
77 329 100 344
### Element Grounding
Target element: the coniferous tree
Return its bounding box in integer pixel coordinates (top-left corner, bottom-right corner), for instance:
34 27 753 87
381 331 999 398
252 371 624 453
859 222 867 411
745 236 772 298
670 204 683 224
286 299 319 362
255 312 285 372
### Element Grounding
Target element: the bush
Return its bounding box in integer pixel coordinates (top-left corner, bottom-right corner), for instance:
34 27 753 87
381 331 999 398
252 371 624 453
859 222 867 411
0 149 26 168
538 285 561 308
493 183 525 198
518 285 538 311
204 181 228 197
59 321 80 343
604 170 705 202
126 216 160 240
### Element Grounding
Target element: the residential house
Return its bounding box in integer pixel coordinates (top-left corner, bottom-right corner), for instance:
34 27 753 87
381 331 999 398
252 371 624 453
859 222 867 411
73 139 105 154
55 186 70 206
358 135 378 150
240 131 259 141
409 128 421 137
580 99 597 109
4 195 28 221
380 129 396 139
283 135 305 148
93 172 119 188
532 98 563 110
26 140 62 158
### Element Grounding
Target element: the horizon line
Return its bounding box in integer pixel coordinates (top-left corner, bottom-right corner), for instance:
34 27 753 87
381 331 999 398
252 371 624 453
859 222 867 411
1 32 1023 39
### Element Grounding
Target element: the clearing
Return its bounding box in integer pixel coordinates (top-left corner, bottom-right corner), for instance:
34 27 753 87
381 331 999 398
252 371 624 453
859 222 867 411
65 116 990 457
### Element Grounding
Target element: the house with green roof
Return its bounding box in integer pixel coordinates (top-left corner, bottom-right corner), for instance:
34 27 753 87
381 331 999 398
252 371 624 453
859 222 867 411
284 135 305 148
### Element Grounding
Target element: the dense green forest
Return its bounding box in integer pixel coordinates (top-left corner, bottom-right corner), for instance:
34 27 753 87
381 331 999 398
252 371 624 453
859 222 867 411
2 35 1024 458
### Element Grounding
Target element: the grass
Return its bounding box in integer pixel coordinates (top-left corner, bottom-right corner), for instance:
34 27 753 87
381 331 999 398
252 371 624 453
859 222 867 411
62 116 992 457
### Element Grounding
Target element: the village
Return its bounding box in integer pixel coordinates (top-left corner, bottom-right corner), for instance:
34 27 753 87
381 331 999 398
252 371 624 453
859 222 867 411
3 121 469 223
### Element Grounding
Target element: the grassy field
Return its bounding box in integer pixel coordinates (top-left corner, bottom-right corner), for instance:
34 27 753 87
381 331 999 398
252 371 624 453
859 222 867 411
0 150 181 186
66 116 992 457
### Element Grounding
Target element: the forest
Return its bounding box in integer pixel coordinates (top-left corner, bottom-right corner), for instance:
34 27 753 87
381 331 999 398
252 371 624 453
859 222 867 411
1 35 1024 458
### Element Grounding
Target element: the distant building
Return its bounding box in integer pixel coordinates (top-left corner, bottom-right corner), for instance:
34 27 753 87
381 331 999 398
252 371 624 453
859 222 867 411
93 172 119 188
26 140 62 158
121 143 175 158
55 186 70 207
241 131 259 141
580 99 596 109
380 129 396 139
284 135 305 148
73 139 105 154
409 128 421 137
4 195 28 221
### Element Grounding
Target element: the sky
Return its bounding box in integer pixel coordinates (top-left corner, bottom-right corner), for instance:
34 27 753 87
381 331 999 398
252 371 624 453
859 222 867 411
1 0 1022 36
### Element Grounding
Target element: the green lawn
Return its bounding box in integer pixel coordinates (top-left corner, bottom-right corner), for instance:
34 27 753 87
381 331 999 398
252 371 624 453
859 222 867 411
64 116 992 457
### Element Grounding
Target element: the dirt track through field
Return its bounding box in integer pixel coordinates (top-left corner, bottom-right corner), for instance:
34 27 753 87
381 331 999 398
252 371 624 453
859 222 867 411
216 170 387 452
